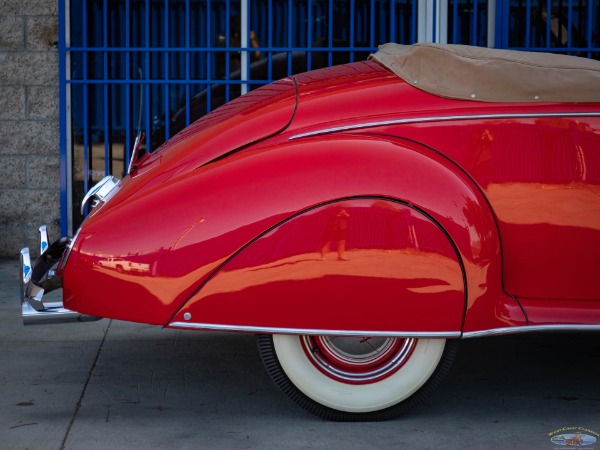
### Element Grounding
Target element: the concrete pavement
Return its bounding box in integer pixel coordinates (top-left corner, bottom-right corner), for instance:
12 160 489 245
1 258 599 450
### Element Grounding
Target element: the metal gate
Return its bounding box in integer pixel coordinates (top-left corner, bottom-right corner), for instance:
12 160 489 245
58 0 599 235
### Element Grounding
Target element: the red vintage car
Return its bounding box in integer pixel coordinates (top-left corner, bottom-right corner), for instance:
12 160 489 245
20 43 600 421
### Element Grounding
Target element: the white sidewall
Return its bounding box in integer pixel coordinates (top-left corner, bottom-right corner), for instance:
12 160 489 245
273 335 446 413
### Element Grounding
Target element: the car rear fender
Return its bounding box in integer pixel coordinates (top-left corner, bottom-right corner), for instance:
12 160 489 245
168 133 526 335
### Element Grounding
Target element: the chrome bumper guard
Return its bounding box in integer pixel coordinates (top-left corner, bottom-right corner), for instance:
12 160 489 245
20 225 101 325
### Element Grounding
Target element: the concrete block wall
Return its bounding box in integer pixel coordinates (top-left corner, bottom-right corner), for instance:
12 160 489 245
0 1 60 258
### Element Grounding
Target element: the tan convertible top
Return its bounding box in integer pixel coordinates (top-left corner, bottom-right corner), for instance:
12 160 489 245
369 43 600 102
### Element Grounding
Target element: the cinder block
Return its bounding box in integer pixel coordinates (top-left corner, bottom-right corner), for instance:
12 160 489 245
27 154 60 189
0 219 62 258
0 221 26 257
0 52 57 85
0 189 59 224
0 6 60 257
26 16 58 51
1 1 58 16
0 155 26 188
27 85 58 120
0 120 59 155
0 85 25 119
0 15 25 51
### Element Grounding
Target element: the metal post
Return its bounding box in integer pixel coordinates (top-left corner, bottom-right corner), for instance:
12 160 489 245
488 0 496 47
241 0 249 95
418 0 428 42
418 0 447 43
438 0 448 44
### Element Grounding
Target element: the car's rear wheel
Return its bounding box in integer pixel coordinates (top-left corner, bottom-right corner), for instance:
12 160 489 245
257 334 458 421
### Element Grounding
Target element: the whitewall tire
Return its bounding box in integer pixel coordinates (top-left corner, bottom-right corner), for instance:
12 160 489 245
257 334 458 421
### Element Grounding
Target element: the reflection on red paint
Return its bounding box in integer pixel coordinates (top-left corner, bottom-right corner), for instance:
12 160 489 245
390 116 600 300
173 200 466 333
320 205 350 261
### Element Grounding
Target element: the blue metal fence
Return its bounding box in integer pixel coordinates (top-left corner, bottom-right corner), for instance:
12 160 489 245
59 0 600 235
498 0 600 57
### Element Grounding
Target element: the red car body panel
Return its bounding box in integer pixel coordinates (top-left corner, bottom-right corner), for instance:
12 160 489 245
62 60 599 335
99 76 298 214
392 117 600 302
171 199 466 334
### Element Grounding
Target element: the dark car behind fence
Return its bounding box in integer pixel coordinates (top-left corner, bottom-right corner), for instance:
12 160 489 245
61 0 600 234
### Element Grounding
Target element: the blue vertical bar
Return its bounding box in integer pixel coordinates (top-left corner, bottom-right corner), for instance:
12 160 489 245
145 0 151 151
267 0 273 80
328 0 333 65
497 0 508 48
390 0 396 43
587 0 593 57
225 0 231 102
453 0 458 43
59 0 68 235
494 0 508 48
525 0 531 48
288 0 293 73
185 0 191 126
223 1 231 102
103 0 110 176
164 0 170 140
125 0 131 173
82 0 89 204
546 0 552 49
244 0 251 89
307 0 312 70
206 0 211 114
370 0 375 48
567 0 573 52
411 0 417 43
350 0 355 62
473 0 479 45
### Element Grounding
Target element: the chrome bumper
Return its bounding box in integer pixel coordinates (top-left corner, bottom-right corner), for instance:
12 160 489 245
20 225 101 325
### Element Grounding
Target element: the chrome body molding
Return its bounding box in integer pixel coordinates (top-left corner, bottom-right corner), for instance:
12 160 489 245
462 324 600 338
169 322 600 338
288 112 600 140
168 321 461 338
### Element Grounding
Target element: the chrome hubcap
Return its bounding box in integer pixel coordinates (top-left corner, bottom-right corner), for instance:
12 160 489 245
301 336 417 384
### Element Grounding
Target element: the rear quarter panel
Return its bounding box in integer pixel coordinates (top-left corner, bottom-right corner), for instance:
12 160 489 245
65 133 525 333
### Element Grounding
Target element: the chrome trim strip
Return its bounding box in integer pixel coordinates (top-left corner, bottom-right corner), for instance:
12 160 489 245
170 322 600 338
463 325 600 338
288 112 600 140
168 322 461 338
